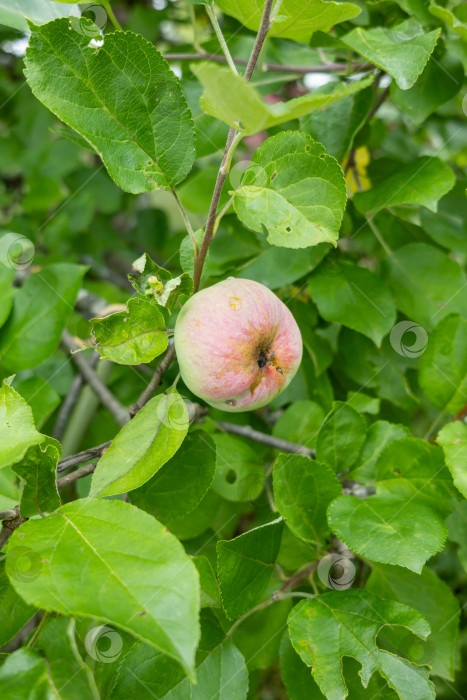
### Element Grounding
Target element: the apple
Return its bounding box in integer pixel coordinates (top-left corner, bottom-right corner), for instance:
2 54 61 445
174 278 302 411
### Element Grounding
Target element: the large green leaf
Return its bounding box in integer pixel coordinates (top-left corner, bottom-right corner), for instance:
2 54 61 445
391 52 464 124
327 494 447 573
234 132 346 249
25 20 195 193
419 315 467 413
194 61 374 135
308 258 396 346
288 589 434 699
212 434 264 502
316 402 366 473
12 436 61 518
384 244 467 330
367 564 459 680
90 389 189 497
89 297 168 365
301 85 374 161
129 431 216 521
0 562 36 648
0 267 15 330
437 421 467 500
342 20 440 89
0 0 79 31
217 518 283 619
429 2 467 41
0 264 86 371
375 437 456 517
111 611 248 700
354 157 455 214
215 0 361 42
0 380 44 469
14 376 61 430
37 617 100 700
5 499 200 676
0 649 52 698
272 400 325 448
273 454 341 544
348 420 410 483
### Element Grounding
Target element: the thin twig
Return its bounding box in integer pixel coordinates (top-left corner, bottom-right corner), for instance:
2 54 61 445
205 5 238 75
216 421 314 457
171 189 198 253
57 441 111 473
130 345 176 416
163 52 373 75
57 461 98 490
192 0 275 293
62 330 130 427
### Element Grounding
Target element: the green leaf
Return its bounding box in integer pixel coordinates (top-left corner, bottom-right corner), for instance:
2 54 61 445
90 389 189 497
375 437 456 517
421 207 467 255
354 157 455 214
429 2 467 41
0 266 15 330
280 635 323 700
272 400 325 448
129 431 216 521
14 376 61 430
12 436 61 518
391 52 464 124
300 85 374 161
367 564 459 680
342 20 440 89
288 589 434 699
111 611 248 700
419 315 467 413
316 402 367 473
0 562 36 648
0 264 86 371
215 0 361 42
0 380 44 470
194 61 374 135
273 454 341 544
129 253 193 313
217 518 283 619
437 421 467 500
0 649 52 697
348 420 410 483
5 499 200 677
384 243 467 330
37 617 100 700
447 501 467 572
193 555 220 608
212 434 264 502
89 298 168 365
25 20 195 193
327 494 447 573
234 132 346 249
308 258 396 346
0 0 79 32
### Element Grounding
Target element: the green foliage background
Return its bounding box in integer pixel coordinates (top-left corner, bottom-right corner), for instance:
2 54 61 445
0 0 467 698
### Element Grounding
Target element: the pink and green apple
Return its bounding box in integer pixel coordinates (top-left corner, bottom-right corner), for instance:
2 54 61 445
174 278 302 411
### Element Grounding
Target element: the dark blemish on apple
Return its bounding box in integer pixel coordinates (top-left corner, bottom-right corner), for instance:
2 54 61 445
286 226 292 232
276 367 283 375
257 350 268 369
226 399 237 406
